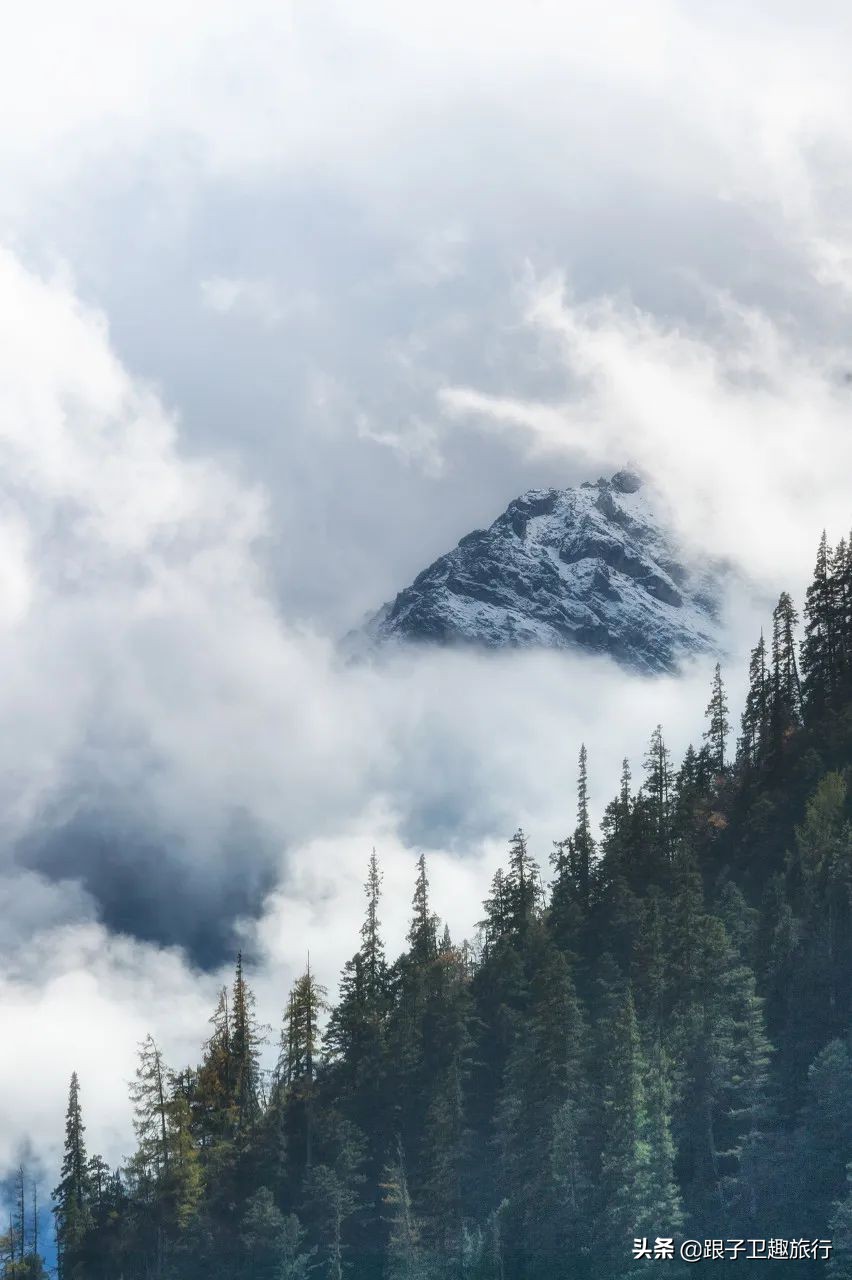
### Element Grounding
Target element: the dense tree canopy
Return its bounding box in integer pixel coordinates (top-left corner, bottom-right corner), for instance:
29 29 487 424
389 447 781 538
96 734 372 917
20 528 852 1279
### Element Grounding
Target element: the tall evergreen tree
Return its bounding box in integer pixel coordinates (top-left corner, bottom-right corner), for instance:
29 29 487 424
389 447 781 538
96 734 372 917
361 847 387 1003
408 855 439 964
770 591 802 744
739 632 770 765
572 745 596 908
52 1073 91 1280
232 953 263 1138
802 531 839 718
642 725 673 863
381 1151 434 1280
281 965 329 1172
703 663 730 773
504 830 543 936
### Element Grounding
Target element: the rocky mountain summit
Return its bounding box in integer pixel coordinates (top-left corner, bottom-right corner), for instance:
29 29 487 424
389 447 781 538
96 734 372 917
356 470 724 673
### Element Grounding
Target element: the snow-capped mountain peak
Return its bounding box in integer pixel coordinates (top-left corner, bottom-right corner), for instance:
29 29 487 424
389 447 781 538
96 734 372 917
354 470 723 673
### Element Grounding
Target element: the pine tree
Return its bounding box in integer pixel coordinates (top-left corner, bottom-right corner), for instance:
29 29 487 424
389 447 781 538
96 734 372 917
166 1072 204 1232
130 1035 172 1180
280 965 329 1172
12 1166 25 1268
833 535 852 684
794 772 852 1033
381 1150 435 1280
361 847 387 1004
504 830 543 936
795 1040 852 1228
239 1188 311 1280
547 838 584 959
802 531 839 718
643 725 673 863
480 868 512 953
195 985 233 1148
408 854 439 964
596 759 635 896
52 1073 91 1280
594 987 661 1268
494 931 588 1276
232 953 263 1137
573 745 595 907
739 632 770 765
769 591 802 745
301 1117 366 1280
703 663 730 773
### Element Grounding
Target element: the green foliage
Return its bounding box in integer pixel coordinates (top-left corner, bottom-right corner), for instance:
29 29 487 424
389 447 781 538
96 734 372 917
48 538 852 1277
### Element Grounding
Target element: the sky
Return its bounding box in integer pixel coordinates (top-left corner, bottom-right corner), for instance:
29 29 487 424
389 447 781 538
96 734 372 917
2 0 852 1196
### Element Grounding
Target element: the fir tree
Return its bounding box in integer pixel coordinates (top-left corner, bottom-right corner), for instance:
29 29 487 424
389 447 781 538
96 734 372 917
239 1188 311 1280
573 745 595 906
802 531 839 718
232 953 263 1137
795 1040 852 1229
361 847 387 1003
52 1073 91 1280
770 591 802 745
504 830 543 936
739 632 769 765
381 1150 435 1280
281 965 329 1172
703 663 730 772
408 854 439 964
130 1035 172 1181
642 725 673 863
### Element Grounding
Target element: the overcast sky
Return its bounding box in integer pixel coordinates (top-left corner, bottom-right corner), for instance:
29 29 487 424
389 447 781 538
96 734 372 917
3 0 852 1189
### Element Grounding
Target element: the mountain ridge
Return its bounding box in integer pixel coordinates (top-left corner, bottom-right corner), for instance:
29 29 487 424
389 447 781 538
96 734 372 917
352 469 724 673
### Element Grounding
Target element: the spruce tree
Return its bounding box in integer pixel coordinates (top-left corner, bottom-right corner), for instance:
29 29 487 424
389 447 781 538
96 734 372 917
795 1040 852 1229
504 830 543 936
408 854 438 964
52 1073 91 1280
231 953 263 1138
361 847 387 1003
130 1035 172 1180
280 965 329 1172
642 725 673 864
703 663 730 773
239 1188 311 1280
769 591 802 745
594 987 660 1269
381 1150 435 1280
480 868 511 953
573 745 595 907
195 985 233 1148
739 632 769 765
802 531 839 718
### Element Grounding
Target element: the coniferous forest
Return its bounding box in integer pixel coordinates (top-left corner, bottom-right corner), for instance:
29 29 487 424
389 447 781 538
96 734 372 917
15 530 852 1279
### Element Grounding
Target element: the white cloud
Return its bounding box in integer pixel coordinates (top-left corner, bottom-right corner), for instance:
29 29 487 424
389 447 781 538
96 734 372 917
355 412 445 477
442 276 852 590
3 0 852 1201
0 921 220 1171
200 276 319 328
0 246 768 1178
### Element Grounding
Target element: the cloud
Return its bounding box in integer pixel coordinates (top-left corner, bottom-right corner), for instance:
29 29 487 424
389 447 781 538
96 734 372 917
4 0 852 1207
0 920 220 1172
442 277 852 590
6 1 852 635
200 276 319 328
0 246 770 1182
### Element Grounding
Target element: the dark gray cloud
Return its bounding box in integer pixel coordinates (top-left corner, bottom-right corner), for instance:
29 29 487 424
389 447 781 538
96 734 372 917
2 0 852 1178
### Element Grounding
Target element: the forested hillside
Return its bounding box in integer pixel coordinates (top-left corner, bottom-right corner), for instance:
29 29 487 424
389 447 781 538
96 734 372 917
15 530 852 1279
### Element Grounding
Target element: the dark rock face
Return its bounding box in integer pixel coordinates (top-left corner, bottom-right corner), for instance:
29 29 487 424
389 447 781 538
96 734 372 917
354 472 724 673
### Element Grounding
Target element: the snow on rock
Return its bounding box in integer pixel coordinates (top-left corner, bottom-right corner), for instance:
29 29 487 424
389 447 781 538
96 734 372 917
353 470 724 673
